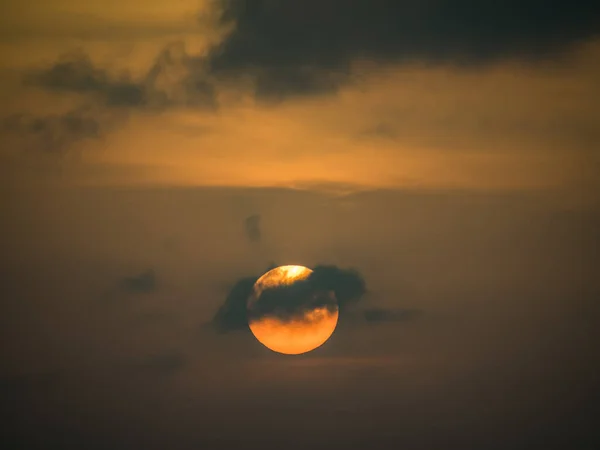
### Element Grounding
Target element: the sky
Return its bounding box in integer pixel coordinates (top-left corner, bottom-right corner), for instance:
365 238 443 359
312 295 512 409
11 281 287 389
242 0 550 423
1 1 599 449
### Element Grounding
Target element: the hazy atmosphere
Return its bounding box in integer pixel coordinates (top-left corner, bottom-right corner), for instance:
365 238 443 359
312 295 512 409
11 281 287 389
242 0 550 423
1 2 598 449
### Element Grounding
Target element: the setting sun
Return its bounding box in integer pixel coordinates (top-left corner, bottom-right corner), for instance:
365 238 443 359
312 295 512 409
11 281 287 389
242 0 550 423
247 265 339 355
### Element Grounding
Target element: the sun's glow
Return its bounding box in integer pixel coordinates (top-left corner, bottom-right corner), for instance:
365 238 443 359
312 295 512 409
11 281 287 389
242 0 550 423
248 308 339 355
251 265 313 298
248 265 339 355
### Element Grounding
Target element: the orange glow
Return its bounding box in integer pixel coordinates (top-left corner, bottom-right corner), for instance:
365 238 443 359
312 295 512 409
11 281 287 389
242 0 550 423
247 266 339 355
251 265 312 297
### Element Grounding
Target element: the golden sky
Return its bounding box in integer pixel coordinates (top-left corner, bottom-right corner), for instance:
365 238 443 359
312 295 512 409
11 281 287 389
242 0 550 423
0 0 597 195
1 3 599 447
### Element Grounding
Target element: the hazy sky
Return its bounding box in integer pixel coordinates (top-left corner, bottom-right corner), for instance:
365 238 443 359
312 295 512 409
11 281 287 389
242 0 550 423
1 0 598 193
1 2 599 449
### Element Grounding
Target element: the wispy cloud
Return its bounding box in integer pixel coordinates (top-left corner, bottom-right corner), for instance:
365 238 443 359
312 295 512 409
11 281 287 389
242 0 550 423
26 44 216 110
1 106 103 153
119 269 158 294
244 214 261 243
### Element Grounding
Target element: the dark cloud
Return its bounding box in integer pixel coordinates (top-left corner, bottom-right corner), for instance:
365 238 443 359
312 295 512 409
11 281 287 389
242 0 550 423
213 275 257 332
308 265 367 310
213 264 423 333
119 269 158 294
27 43 216 110
20 3 600 106
28 51 144 107
7 44 216 154
213 265 366 332
1 107 102 153
244 214 261 242
143 43 217 109
247 279 338 323
209 0 600 97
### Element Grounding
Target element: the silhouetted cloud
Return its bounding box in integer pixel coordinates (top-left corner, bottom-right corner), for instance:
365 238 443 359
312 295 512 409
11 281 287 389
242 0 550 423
27 43 216 110
19 2 600 108
247 278 338 323
119 269 157 294
213 265 366 332
28 51 144 107
7 44 216 155
1 107 102 153
213 275 257 332
244 214 261 242
308 265 367 311
208 0 600 98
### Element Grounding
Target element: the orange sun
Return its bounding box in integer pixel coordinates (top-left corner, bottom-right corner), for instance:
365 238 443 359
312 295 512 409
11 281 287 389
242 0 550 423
247 265 339 355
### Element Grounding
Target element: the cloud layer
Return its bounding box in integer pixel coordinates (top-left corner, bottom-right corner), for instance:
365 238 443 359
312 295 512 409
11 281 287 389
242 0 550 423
22 2 600 107
2 107 102 153
209 0 600 97
213 265 367 332
27 45 216 110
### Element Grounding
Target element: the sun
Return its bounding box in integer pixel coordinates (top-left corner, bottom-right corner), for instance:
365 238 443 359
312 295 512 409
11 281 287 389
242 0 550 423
247 265 339 355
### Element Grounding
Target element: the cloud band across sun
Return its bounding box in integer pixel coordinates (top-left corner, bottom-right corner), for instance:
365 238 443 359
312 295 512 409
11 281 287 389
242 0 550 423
213 265 366 333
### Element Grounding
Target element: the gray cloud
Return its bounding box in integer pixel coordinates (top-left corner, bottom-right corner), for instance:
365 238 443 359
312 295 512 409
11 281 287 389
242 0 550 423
247 278 339 323
17 2 600 109
1 107 102 153
27 43 216 110
213 264 367 332
27 51 144 107
208 0 600 98
6 44 216 155
244 214 261 242
213 275 258 332
119 269 158 294
213 263 424 334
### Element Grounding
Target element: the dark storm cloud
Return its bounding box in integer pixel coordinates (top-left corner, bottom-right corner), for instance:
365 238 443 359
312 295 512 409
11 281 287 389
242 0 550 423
1 107 102 153
244 214 261 242
27 43 216 110
119 269 158 294
209 0 600 97
212 265 366 332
